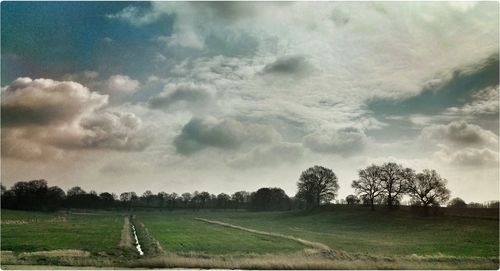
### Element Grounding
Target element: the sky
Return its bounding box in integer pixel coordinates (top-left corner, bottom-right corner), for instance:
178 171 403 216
1 1 499 203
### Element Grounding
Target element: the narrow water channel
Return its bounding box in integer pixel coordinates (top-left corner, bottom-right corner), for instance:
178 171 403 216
131 223 144 256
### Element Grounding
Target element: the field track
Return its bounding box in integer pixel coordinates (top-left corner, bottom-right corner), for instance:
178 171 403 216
195 217 352 259
118 217 133 249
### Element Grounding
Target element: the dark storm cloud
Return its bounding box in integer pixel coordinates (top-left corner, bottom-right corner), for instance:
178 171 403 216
193 2 258 22
261 55 314 76
2 104 73 127
148 83 213 109
174 117 280 155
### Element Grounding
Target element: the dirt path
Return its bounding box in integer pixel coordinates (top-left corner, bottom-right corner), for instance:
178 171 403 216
118 216 134 249
194 217 350 259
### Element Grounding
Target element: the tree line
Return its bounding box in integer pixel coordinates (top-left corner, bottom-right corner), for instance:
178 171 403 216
1 181 294 211
1 163 498 213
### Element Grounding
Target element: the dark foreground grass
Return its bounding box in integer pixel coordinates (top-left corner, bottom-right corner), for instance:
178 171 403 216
193 207 499 257
137 212 306 255
2 252 498 270
1 209 123 254
127 253 499 270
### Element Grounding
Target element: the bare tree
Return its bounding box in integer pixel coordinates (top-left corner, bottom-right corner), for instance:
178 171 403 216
379 163 413 208
408 169 450 215
297 166 339 209
352 165 384 211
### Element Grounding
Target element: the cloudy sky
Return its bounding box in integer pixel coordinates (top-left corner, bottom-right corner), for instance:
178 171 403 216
1 1 499 203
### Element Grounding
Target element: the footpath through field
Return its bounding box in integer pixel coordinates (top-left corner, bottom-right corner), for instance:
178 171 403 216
195 217 350 259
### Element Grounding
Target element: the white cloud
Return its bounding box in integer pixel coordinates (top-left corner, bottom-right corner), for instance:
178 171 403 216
1 77 107 127
227 142 303 169
106 3 498 168
103 74 140 95
417 120 499 169
303 127 367 156
420 121 498 149
158 32 205 49
1 77 149 161
61 70 99 82
77 111 147 150
446 85 499 116
109 2 498 102
62 72 140 97
434 146 499 167
105 5 165 26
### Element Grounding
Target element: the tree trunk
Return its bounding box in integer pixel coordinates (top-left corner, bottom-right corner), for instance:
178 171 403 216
316 192 321 209
370 198 375 211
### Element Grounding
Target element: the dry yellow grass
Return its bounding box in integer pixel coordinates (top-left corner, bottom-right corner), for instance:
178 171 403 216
1 251 114 269
128 251 499 269
2 249 497 269
18 250 90 258
1 265 119 270
0 250 17 264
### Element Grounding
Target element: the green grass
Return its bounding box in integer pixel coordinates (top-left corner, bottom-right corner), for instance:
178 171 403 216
193 207 499 257
1 210 123 254
137 212 305 255
1 208 498 269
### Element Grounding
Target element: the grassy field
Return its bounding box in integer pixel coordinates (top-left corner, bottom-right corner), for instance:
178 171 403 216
1 207 498 269
137 212 305 255
1 210 123 254
194 207 499 257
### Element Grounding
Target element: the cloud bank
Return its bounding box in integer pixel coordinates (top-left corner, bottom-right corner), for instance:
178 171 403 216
1 77 149 160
